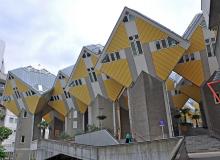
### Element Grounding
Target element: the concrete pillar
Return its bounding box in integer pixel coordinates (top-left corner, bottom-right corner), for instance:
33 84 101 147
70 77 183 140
65 109 84 136
215 25 220 66
199 102 208 128
14 110 42 160
127 72 172 142
89 95 114 133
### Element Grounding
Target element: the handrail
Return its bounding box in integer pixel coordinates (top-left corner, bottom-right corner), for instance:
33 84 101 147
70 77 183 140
170 137 185 160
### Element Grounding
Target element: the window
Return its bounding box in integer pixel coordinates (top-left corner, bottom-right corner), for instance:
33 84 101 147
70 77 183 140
73 121 77 129
69 79 82 87
23 111 27 118
155 41 161 50
167 37 178 47
214 92 220 104
38 85 43 91
50 96 54 101
211 38 215 42
88 68 97 82
185 55 189 62
190 54 195 61
101 55 110 63
115 52 120 60
110 53 115 61
73 111 77 118
178 57 184 63
82 50 91 58
20 136 25 143
8 74 14 80
58 74 65 79
63 88 71 99
9 117 13 123
129 34 143 55
123 12 135 23
206 45 212 57
13 87 21 99
205 39 209 43
161 40 167 48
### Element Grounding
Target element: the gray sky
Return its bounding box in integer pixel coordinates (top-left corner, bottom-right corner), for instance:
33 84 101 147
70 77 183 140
0 0 201 75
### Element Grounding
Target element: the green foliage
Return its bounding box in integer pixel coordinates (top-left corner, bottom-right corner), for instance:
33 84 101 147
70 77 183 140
37 120 49 129
87 124 100 133
0 126 12 142
0 146 6 159
0 126 12 159
59 132 71 140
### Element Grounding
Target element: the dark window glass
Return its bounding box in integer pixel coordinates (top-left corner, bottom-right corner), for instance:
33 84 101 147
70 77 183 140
75 80 78 86
129 36 133 41
134 35 139 39
93 72 97 82
190 54 195 61
57 96 59 100
185 55 189 62
50 96 54 101
178 57 184 63
115 52 120 60
175 90 178 95
26 92 28 96
123 16 128 22
207 45 212 57
205 39 209 43
167 37 178 47
68 92 71 98
82 53 86 58
211 38 215 42
155 41 161 50
212 43 216 56
89 73 94 82
21 136 25 143
23 111 27 118
102 55 110 63
136 41 143 54
131 42 137 55
64 91 67 98
78 79 82 85
31 90 36 95
161 40 167 48
87 53 91 57
110 53 115 61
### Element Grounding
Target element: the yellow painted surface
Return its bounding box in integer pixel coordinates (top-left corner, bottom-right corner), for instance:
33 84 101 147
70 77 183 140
75 98 88 113
52 80 63 95
72 58 88 79
180 84 201 102
91 55 98 65
3 100 20 116
174 60 205 86
152 45 185 80
15 79 29 92
25 96 40 114
172 94 189 109
186 26 205 54
69 85 91 105
43 113 53 123
103 79 124 101
106 22 130 53
101 59 132 87
166 79 175 91
3 81 13 96
136 17 168 43
48 100 67 116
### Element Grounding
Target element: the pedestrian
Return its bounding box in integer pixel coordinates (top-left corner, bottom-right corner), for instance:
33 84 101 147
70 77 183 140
125 133 132 143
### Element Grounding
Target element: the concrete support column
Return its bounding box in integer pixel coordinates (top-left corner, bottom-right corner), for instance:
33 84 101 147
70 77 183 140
88 106 92 126
14 110 42 160
127 72 171 142
215 25 220 66
199 102 208 128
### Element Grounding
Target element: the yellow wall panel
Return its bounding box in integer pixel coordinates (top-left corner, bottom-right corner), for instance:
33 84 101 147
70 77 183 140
72 58 88 79
91 55 98 65
136 17 168 43
103 79 123 101
25 96 40 114
106 22 130 53
3 82 13 96
186 26 205 54
3 100 20 116
152 45 185 80
52 80 63 95
166 79 175 91
101 60 132 87
75 98 88 113
15 79 29 92
172 94 189 109
180 84 201 102
69 85 91 105
43 113 53 123
48 100 67 116
174 60 205 86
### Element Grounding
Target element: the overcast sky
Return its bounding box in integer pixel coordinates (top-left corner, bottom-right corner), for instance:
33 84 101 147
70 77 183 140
0 0 201 75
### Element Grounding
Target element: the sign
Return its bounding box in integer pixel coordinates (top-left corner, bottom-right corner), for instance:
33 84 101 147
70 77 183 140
159 120 165 126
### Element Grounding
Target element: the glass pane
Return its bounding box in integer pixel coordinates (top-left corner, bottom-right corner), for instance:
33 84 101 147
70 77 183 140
136 41 143 54
131 42 137 55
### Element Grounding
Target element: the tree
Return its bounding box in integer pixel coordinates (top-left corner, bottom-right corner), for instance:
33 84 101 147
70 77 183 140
180 108 191 124
37 120 49 139
192 109 200 128
0 126 12 159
